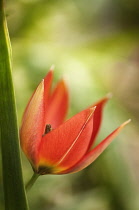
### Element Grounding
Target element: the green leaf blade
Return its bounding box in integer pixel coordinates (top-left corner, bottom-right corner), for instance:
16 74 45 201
0 1 29 209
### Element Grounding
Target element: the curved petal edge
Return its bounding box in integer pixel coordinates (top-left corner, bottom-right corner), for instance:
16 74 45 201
57 119 131 174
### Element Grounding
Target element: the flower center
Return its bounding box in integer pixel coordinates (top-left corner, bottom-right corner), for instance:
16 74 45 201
37 165 53 175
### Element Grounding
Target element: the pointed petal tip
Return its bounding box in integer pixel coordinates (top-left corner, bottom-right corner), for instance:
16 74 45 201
34 79 44 93
98 92 112 106
59 78 67 86
55 78 68 93
121 119 131 127
43 66 55 82
60 77 67 84
57 74 68 86
93 93 112 109
43 68 54 87
49 64 55 71
90 106 96 112
86 106 96 121
61 74 69 82
106 92 113 99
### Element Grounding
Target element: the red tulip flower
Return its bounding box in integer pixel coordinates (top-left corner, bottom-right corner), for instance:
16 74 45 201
20 70 130 175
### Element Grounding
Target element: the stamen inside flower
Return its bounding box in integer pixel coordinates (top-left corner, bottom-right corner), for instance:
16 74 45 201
43 124 52 136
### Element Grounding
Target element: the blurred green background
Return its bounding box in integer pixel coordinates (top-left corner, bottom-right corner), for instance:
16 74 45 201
1 0 139 209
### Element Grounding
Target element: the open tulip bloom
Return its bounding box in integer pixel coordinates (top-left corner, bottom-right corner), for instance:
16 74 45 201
20 70 130 177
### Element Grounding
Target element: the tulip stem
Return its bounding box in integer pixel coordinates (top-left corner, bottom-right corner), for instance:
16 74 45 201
26 173 40 192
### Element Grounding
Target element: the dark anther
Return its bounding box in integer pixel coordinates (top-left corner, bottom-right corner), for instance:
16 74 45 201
37 166 53 175
43 124 52 136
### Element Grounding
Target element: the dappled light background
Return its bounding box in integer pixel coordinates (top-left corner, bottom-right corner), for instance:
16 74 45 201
1 0 139 209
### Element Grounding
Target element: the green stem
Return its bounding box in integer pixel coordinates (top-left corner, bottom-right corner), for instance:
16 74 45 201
0 1 29 210
26 173 40 192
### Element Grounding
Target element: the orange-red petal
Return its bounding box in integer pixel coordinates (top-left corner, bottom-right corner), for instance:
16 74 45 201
20 70 53 167
87 94 112 151
43 70 53 105
38 107 96 170
20 80 45 166
45 79 69 129
57 119 130 174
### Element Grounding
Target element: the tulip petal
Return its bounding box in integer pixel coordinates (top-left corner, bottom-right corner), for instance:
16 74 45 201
45 79 69 129
44 69 53 111
20 80 45 166
38 107 96 172
23 70 53 117
58 119 130 174
20 70 53 166
87 93 112 150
